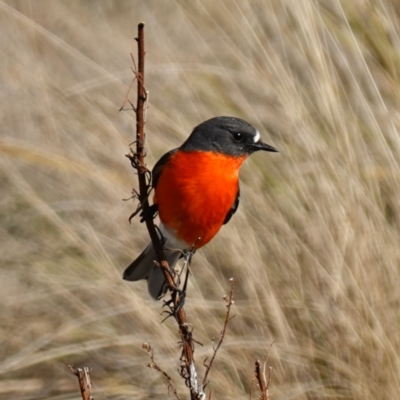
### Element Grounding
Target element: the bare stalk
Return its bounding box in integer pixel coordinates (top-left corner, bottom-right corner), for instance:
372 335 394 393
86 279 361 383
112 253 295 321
69 365 93 400
255 358 273 400
203 279 236 388
124 23 203 400
143 343 182 400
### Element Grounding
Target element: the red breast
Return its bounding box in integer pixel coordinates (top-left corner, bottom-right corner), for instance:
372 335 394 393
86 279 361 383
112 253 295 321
153 150 246 248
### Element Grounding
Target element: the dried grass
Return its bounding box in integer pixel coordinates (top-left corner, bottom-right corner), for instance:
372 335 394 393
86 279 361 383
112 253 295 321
1 0 400 399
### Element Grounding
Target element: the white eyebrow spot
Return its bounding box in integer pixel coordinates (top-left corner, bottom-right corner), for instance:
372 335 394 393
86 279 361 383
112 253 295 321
254 130 260 143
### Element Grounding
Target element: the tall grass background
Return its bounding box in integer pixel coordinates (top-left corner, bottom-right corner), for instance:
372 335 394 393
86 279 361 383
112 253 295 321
1 0 400 399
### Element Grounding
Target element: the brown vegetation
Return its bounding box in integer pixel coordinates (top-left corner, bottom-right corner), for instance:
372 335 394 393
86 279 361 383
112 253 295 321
1 1 400 399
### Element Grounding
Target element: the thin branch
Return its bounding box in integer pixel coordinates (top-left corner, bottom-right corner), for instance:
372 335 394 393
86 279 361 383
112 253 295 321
131 24 172 288
143 343 182 400
255 360 267 400
255 350 273 400
69 365 93 400
266 367 272 397
202 279 236 387
127 23 203 400
119 75 137 111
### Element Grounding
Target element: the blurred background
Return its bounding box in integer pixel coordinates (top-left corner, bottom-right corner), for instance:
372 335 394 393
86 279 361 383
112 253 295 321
1 0 400 399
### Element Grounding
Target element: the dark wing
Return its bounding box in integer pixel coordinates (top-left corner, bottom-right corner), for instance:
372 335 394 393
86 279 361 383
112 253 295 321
223 187 240 225
152 148 179 189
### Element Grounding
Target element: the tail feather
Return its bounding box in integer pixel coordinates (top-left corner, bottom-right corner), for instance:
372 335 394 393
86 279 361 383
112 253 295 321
123 243 154 281
123 242 181 300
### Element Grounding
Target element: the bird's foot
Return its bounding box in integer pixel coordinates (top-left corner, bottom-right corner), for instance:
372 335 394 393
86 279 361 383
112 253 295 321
161 286 186 322
139 203 158 222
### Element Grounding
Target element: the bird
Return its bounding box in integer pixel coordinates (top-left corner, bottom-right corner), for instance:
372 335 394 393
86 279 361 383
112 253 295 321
123 116 278 299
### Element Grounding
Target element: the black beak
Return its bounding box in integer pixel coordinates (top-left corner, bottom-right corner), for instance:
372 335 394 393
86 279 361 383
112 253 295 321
252 140 278 153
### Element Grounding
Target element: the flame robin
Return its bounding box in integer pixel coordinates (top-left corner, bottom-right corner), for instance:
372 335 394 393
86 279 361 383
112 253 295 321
123 116 278 299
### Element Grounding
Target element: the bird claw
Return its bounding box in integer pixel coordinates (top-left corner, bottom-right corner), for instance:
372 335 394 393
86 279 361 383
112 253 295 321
161 286 186 322
139 203 158 222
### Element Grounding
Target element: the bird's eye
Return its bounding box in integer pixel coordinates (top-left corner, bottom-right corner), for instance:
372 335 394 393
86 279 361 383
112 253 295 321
232 132 244 142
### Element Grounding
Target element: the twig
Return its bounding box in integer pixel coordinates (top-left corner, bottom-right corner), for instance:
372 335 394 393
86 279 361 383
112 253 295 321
255 360 267 400
118 52 140 112
266 367 272 397
128 24 175 293
202 278 236 388
255 355 273 400
143 343 182 400
69 365 93 400
126 23 203 400
119 75 137 111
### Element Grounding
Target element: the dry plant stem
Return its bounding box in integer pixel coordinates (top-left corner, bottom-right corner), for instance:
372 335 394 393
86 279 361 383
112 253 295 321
202 281 236 387
143 343 182 400
69 365 93 400
266 367 272 397
255 360 272 400
135 22 148 207
133 24 174 290
132 23 200 400
255 361 266 399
